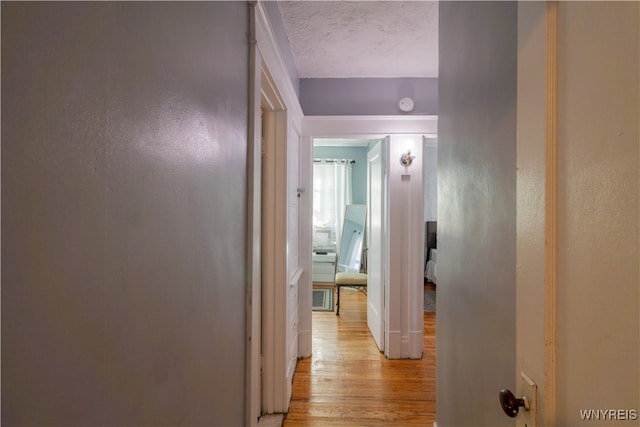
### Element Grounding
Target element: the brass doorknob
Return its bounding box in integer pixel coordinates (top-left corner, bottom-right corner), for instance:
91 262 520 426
499 389 529 417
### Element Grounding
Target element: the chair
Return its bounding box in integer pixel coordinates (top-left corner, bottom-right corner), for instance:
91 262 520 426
335 271 367 315
334 204 367 315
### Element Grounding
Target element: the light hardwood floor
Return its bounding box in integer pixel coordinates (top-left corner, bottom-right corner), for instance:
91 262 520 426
284 286 436 426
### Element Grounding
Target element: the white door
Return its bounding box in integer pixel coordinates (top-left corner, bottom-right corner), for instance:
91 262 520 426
285 123 301 404
367 137 388 351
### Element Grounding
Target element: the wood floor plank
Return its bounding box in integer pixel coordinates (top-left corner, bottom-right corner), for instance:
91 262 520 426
283 287 436 426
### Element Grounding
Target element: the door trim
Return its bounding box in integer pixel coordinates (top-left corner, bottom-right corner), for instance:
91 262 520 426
247 1 304 424
544 1 557 423
261 81 287 415
302 115 438 138
246 6 262 425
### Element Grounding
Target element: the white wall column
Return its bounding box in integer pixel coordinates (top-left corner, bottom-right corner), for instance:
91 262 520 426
387 135 424 359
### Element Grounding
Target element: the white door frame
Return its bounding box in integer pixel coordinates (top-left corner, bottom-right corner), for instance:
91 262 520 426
247 2 304 425
246 5 262 424
516 2 558 423
260 69 287 416
299 116 437 359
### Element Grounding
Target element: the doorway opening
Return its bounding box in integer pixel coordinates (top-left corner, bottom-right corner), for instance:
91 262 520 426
290 118 438 424
312 138 386 351
300 118 436 362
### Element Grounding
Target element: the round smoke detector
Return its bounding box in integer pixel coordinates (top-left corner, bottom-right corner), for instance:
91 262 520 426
398 97 415 112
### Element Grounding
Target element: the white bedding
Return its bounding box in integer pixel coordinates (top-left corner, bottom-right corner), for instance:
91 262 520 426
425 248 437 284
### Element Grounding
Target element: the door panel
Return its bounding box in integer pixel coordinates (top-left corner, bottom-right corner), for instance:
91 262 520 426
437 2 518 425
367 138 388 351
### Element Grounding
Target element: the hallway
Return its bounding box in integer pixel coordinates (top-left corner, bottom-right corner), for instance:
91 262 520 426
284 288 436 426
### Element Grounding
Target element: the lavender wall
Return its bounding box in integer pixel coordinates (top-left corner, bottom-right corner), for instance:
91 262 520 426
300 78 438 116
437 2 517 426
2 2 248 425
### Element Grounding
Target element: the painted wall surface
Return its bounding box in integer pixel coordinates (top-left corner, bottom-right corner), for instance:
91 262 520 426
313 146 368 204
1 2 248 425
264 1 300 99
424 143 438 221
555 2 639 423
437 2 517 426
300 78 438 116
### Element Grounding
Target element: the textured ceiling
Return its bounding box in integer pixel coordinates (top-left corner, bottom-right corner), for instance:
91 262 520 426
278 1 439 78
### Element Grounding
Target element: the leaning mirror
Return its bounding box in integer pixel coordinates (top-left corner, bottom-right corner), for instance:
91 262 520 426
337 204 366 273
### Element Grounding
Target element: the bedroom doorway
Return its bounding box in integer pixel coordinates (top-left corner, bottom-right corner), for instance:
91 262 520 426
299 115 437 361
309 136 389 353
292 119 437 424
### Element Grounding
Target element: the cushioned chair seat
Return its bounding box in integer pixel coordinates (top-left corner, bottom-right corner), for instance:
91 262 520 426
335 272 367 315
335 272 367 285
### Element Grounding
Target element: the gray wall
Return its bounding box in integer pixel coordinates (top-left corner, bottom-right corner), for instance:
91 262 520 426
300 78 438 116
2 2 248 425
437 2 517 426
313 146 368 205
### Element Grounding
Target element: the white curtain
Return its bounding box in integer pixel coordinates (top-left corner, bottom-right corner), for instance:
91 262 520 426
312 160 353 251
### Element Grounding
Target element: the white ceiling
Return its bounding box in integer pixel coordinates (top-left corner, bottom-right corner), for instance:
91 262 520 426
277 1 439 78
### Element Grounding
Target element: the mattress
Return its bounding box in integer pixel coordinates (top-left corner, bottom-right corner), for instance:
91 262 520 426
430 248 438 264
425 248 437 284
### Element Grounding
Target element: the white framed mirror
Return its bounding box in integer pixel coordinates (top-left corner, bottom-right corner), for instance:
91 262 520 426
337 204 366 273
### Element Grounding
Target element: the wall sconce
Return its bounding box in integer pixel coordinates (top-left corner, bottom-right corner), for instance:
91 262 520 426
400 150 415 167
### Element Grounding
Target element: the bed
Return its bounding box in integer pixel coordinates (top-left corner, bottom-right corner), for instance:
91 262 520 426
425 248 437 284
424 221 437 284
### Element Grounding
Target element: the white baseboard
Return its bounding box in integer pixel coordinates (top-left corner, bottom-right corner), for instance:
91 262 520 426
386 330 402 359
297 329 311 358
408 330 423 358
